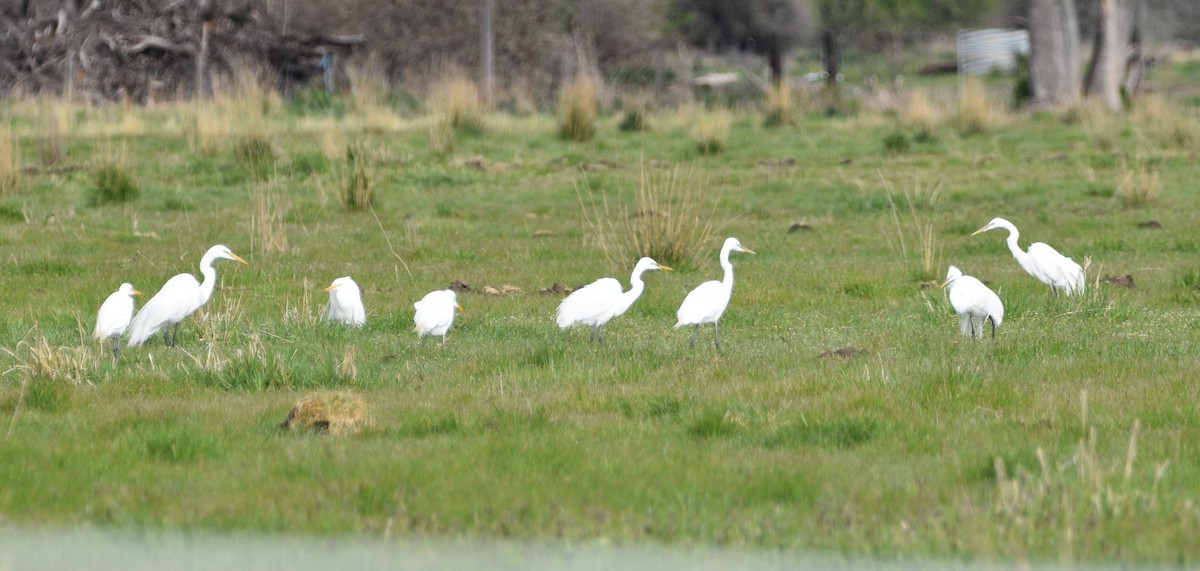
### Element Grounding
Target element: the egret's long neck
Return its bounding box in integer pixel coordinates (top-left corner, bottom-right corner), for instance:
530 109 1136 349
614 267 647 314
720 246 735 289
197 253 219 308
1002 224 1030 267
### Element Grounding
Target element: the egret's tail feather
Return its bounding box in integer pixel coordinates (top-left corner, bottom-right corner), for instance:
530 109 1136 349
124 311 159 348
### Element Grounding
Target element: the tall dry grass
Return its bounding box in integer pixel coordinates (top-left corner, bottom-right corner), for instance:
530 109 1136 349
347 60 403 133
558 74 598 142
1116 160 1160 207
884 176 944 282
335 143 374 211
579 161 723 269
1133 94 1198 149
764 83 795 127
250 178 289 255
430 70 484 132
955 79 1003 136
0 123 18 193
901 88 942 132
36 101 70 166
690 108 732 155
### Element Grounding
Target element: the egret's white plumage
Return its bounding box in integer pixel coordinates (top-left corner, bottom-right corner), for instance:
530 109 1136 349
414 289 462 346
324 276 366 327
94 282 140 358
126 245 248 348
942 265 1004 339
972 217 1084 295
556 257 672 343
674 237 755 349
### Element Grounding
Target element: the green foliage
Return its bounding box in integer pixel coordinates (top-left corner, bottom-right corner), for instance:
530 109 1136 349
882 130 910 154
337 143 373 211
88 162 139 206
618 108 650 132
235 135 276 180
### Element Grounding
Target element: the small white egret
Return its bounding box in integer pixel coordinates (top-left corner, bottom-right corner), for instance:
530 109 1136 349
555 257 673 343
126 245 248 348
674 237 755 349
941 265 1004 339
324 276 366 327
94 282 140 358
972 217 1084 296
414 289 462 347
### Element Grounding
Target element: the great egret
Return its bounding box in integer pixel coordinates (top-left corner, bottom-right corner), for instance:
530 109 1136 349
972 217 1084 296
126 245 248 348
93 282 140 358
941 265 1004 338
414 289 462 347
324 276 366 327
555 256 673 343
675 237 755 349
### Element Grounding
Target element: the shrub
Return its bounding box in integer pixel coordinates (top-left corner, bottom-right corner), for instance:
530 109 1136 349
430 70 484 134
883 131 911 154
338 143 373 211
618 107 650 132
89 162 139 206
558 74 598 142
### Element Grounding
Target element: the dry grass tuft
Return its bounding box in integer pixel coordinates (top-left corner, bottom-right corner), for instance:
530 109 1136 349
1116 160 1160 207
430 70 484 133
3 325 95 385
347 60 404 133
883 176 944 282
190 103 231 155
579 160 723 269
901 88 942 132
0 123 19 193
764 83 795 128
335 143 374 211
558 74 598 142
36 101 70 166
955 79 1002 136
281 391 368 436
690 108 732 155
250 178 288 255
1133 95 1198 149
338 346 358 383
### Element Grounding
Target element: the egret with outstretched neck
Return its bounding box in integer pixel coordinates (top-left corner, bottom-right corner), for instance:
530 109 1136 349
556 257 672 343
126 245 248 348
972 217 1084 296
675 237 754 349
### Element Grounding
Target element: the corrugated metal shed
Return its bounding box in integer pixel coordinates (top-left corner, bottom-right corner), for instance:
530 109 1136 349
957 29 1030 75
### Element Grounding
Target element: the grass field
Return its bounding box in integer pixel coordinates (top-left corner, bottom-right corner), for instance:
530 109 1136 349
1 69 1199 565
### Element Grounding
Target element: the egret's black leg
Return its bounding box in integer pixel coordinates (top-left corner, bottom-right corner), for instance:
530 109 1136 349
714 322 721 350
989 316 996 338
112 338 120 359
170 324 179 347
597 325 604 344
163 329 170 346
421 335 428 347
589 327 596 343
970 319 977 338
690 325 698 348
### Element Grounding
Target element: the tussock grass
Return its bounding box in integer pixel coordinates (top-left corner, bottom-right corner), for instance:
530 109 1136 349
901 88 941 132
0 123 18 193
250 178 288 255
955 78 1002 136
334 143 374 211
88 160 139 206
36 101 70 166
690 107 731 155
1133 94 1198 149
3 325 95 386
578 161 722 269
347 60 404 133
190 103 231 155
236 134 276 181
282 391 368 435
558 74 598 142
429 69 484 134
763 83 795 128
1116 160 1160 207
883 176 943 282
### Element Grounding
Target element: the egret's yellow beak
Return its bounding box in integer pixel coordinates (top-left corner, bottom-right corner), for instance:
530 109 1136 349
939 280 949 289
742 247 756 255
970 227 988 236
231 253 249 265
324 284 339 292
456 303 464 314
658 265 674 272
133 290 142 296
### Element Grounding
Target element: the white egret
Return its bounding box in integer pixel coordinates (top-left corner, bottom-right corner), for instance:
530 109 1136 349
941 265 1004 339
555 257 673 343
126 245 248 347
972 217 1084 296
324 276 366 327
414 289 462 347
93 282 140 358
674 237 755 349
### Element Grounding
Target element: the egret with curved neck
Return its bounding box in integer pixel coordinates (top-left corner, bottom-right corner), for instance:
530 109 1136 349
972 217 1084 296
126 245 248 348
556 257 672 343
675 237 755 349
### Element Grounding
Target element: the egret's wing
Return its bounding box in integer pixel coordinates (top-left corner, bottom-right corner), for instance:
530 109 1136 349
415 291 456 334
951 277 1004 325
556 278 622 328
675 280 726 327
126 273 199 346
1029 242 1084 291
94 292 133 339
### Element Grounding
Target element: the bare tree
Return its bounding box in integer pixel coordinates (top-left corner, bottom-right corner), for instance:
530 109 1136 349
1028 0 1081 107
1084 0 1123 110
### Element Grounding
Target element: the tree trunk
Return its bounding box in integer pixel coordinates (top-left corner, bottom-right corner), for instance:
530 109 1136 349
768 46 783 88
1085 0 1122 111
1028 0 1081 107
821 30 838 90
478 0 494 104
1125 0 1145 96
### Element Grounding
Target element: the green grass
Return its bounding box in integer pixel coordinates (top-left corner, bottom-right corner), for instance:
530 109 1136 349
1 66 1200 565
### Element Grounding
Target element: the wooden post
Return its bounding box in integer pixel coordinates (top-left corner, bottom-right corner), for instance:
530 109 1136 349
479 0 494 104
